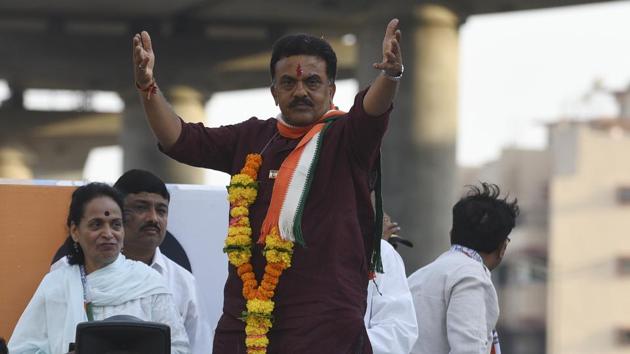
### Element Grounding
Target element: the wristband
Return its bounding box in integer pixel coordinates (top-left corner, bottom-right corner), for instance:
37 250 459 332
381 64 404 82
135 80 158 100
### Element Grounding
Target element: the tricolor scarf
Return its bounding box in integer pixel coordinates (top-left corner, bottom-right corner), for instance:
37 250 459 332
259 109 344 245
450 245 502 354
259 109 384 274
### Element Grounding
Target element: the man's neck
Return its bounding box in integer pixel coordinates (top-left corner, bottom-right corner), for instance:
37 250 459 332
122 247 156 266
480 252 497 271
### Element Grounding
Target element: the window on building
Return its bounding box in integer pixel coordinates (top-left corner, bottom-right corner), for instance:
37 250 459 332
616 256 630 276
617 327 630 345
494 256 547 286
616 187 630 205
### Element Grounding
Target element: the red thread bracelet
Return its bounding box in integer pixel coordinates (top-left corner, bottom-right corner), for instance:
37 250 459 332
135 80 158 100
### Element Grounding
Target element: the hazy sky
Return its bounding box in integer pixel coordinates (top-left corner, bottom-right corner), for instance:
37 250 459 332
4 1 630 181
458 1 630 165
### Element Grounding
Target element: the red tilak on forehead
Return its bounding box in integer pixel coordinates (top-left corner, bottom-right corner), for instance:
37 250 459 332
296 63 303 77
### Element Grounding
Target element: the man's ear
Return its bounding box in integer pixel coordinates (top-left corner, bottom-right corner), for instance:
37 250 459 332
329 82 336 101
499 239 508 259
270 85 278 106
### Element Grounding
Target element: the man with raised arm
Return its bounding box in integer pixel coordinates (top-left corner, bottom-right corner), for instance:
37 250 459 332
131 19 403 353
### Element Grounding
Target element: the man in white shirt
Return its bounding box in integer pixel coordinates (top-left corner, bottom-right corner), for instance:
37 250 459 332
408 183 519 354
114 169 212 354
365 239 418 354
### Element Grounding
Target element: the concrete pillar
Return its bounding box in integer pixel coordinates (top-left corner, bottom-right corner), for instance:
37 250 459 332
0 145 33 179
120 86 207 184
357 4 460 273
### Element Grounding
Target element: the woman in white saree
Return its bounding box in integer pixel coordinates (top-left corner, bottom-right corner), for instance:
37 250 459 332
9 182 190 354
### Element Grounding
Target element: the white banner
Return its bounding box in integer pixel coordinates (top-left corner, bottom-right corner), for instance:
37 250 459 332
167 184 229 340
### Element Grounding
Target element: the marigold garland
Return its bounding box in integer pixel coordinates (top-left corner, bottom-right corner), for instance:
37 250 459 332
223 153 294 354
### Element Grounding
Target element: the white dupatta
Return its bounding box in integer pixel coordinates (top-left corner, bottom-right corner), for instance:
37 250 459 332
9 254 169 354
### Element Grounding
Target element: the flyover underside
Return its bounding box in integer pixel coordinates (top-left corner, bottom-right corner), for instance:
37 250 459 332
0 0 617 272
0 32 273 91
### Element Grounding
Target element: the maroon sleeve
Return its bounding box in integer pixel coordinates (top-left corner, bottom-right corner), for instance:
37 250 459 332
345 87 392 171
159 117 251 174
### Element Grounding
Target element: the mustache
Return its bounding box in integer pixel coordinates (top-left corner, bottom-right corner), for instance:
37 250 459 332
289 97 313 108
140 222 161 232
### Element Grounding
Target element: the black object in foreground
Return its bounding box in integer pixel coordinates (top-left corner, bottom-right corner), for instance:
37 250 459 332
387 235 414 249
74 315 170 354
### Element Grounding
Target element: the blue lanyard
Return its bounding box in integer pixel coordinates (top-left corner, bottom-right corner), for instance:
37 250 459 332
79 265 94 321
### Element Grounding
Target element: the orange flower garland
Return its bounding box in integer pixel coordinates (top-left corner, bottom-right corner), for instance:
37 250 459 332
223 153 294 354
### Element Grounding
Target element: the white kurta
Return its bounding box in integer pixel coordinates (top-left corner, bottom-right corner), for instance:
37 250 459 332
151 248 212 354
364 240 418 354
9 254 190 354
407 249 499 354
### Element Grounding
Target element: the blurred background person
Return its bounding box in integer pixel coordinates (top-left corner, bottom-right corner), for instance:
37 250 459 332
382 212 413 250
364 211 418 354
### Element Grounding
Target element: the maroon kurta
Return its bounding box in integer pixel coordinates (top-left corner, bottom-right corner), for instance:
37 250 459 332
162 89 390 353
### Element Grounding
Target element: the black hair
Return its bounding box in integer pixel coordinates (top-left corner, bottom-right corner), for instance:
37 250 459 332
450 182 520 253
0 337 7 354
113 169 170 201
269 33 337 83
66 182 125 265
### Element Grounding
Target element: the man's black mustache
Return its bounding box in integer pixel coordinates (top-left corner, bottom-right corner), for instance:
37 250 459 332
141 222 161 232
289 98 313 108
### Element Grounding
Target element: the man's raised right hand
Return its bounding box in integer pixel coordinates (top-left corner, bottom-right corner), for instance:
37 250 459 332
132 31 156 88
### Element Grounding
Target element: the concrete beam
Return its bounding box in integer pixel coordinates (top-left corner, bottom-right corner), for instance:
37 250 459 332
0 0 205 19
0 31 272 91
0 108 119 134
29 136 114 179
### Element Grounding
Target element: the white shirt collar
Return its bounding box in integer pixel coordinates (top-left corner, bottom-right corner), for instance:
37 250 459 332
150 247 167 275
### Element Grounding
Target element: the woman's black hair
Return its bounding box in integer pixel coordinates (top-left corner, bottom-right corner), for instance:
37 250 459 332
66 182 124 265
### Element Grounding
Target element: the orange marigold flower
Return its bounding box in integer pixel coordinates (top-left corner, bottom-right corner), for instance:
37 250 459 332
245 161 259 170
240 272 255 281
262 274 279 285
244 288 257 300
241 167 257 178
261 281 276 292
255 293 270 301
244 279 258 288
247 153 262 166
265 264 283 277
247 348 266 354
257 288 274 300
238 263 253 276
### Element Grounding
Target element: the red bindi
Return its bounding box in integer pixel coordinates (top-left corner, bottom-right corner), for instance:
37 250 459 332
296 63 303 77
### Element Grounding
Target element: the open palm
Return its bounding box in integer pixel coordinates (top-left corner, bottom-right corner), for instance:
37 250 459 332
373 19 403 76
132 31 155 88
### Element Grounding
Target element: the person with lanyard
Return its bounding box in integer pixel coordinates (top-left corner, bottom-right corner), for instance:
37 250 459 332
9 183 190 354
407 183 519 354
132 18 403 354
